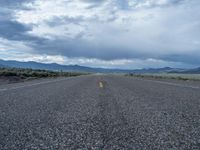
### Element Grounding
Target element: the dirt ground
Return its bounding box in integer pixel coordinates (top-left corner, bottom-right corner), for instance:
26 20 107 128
0 76 24 85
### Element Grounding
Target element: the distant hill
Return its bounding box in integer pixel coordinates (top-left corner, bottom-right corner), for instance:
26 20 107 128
0 59 96 72
0 59 132 73
170 67 200 74
0 59 199 74
131 67 180 74
0 64 4 67
185 67 200 73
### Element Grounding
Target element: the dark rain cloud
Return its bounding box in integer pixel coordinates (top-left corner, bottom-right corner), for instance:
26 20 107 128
0 20 29 40
0 0 200 67
0 0 47 44
0 0 33 8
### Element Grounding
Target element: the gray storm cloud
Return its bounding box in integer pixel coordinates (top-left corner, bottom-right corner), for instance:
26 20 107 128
0 0 200 68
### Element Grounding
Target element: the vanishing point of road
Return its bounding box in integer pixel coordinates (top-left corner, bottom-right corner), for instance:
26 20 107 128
0 75 199 149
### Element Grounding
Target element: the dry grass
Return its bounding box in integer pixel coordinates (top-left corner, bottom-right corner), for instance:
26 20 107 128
128 73 200 81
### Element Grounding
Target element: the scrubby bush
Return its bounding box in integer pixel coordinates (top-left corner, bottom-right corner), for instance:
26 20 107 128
127 73 200 81
0 67 86 79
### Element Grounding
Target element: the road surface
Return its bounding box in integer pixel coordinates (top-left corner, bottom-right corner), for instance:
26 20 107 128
0 75 199 149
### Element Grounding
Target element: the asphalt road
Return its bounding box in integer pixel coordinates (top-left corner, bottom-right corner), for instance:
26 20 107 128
0 75 199 150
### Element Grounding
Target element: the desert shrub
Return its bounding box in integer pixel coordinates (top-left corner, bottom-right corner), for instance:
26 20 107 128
0 71 17 76
0 67 86 79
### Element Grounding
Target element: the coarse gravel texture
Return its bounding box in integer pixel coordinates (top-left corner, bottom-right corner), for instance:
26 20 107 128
0 75 199 150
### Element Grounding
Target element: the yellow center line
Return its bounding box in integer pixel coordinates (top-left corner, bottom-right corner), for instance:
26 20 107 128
99 82 104 88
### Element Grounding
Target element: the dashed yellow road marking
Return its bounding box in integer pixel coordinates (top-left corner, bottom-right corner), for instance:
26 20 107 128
99 82 104 88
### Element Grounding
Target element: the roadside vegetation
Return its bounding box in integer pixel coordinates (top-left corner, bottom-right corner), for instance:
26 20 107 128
127 73 200 81
0 67 87 82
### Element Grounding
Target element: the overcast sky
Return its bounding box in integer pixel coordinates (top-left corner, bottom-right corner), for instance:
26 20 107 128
0 0 200 69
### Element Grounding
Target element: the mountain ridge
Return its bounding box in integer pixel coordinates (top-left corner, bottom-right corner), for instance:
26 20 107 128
0 59 199 74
